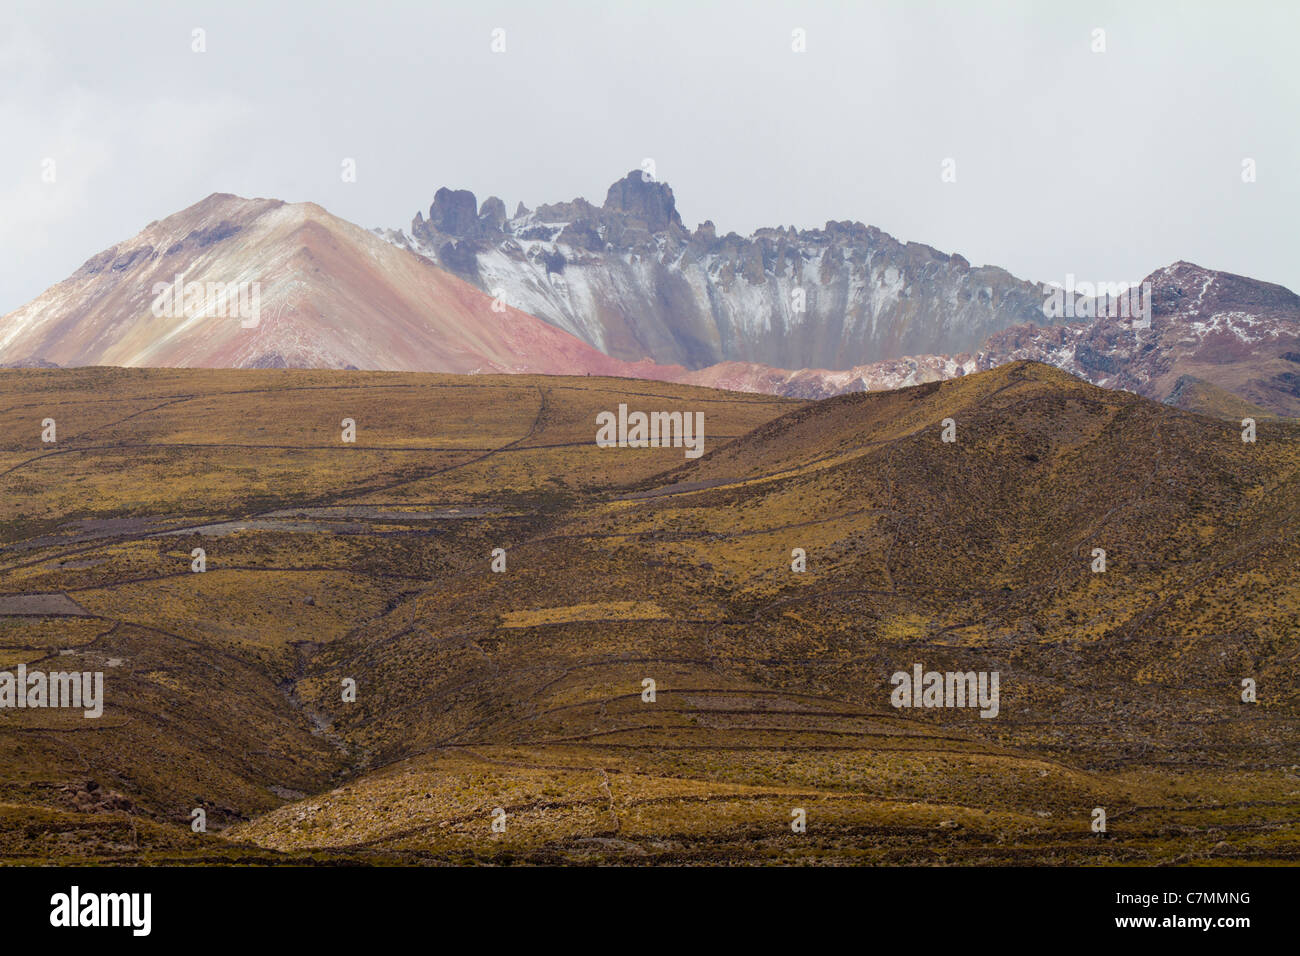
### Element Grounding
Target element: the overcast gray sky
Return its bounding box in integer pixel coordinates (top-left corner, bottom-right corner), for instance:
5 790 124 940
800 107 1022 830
2 0 1297 314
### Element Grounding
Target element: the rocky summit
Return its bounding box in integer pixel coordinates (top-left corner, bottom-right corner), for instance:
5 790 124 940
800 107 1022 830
381 171 1053 370
971 261 1300 417
379 174 1300 417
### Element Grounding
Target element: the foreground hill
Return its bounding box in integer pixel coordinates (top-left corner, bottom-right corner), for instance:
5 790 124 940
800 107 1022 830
0 363 1296 864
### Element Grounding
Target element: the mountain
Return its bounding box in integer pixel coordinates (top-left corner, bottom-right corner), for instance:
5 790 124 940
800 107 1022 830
7 185 1298 418
666 258 1300 415
0 193 687 380
381 175 1300 417
968 261 1300 417
378 170 1054 370
750 260 1300 415
3 362 1296 864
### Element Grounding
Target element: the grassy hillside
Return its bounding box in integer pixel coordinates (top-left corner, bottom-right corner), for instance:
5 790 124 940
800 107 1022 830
1 363 1296 864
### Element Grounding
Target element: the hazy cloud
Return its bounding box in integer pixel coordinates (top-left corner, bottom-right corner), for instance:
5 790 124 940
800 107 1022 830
2 0 1297 313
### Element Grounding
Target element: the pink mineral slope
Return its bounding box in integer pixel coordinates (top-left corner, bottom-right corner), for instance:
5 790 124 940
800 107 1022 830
0 192 689 379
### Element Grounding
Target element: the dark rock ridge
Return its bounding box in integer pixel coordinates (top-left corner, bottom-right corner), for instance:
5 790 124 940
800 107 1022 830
970 261 1300 417
381 178 1300 416
381 171 1056 370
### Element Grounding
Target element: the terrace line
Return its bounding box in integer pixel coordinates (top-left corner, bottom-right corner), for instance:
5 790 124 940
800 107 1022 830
890 663 999 718
595 403 705 459
0 664 103 718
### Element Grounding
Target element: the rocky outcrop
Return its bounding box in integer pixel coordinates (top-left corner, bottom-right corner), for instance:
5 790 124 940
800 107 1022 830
601 170 684 234
383 171 1055 371
969 262 1300 416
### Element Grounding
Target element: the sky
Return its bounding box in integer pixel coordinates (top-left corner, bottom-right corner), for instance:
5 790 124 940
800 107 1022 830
2 0 1297 314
